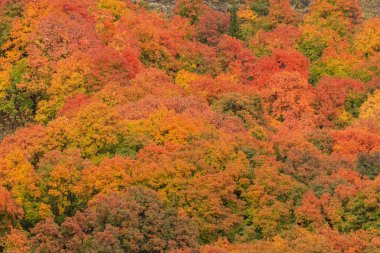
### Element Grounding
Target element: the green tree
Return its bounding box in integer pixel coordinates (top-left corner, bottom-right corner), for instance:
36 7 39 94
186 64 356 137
229 0 242 39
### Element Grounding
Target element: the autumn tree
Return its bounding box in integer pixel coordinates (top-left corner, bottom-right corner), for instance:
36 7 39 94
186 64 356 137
261 71 313 122
197 8 229 45
175 0 205 24
0 187 24 236
30 187 199 252
354 18 380 57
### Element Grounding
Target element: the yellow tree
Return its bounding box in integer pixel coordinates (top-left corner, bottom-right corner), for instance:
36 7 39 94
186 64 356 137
357 89 380 133
354 18 380 56
0 150 49 226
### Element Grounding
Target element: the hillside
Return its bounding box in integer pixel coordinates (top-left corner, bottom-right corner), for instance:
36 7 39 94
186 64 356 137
143 0 380 18
0 0 379 252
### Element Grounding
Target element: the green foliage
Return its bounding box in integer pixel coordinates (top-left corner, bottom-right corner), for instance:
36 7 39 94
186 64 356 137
298 37 327 62
211 92 263 127
250 0 270 16
0 59 36 135
309 61 372 85
228 0 243 39
175 0 204 25
355 152 380 179
340 185 380 232
307 130 334 155
112 134 148 158
251 127 267 141
344 91 367 118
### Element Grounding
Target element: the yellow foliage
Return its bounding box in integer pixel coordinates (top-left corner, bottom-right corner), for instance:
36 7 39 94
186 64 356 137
359 90 380 121
334 109 353 127
355 18 380 56
2 0 52 64
44 117 71 151
0 150 41 202
175 69 198 88
46 164 81 215
358 89 380 133
38 203 53 219
35 55 92 123
129 108 205 145
67 102 121 157
0 68 11 91
97 0 127 19
298 24 339 60
238 9 257 22
35 98 64 124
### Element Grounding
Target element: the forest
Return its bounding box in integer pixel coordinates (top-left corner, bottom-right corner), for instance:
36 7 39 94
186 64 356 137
0 0 379 252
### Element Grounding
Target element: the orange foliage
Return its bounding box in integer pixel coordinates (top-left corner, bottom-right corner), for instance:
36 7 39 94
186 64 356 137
0 0 379 251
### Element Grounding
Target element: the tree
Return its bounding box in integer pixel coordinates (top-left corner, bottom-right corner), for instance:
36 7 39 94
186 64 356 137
249 24 301 56
358 89 380 133
228 0 242 40
0 59 37 136
308 40 372 85
128 108 205 146
0 150 46 227
243 164 305 239
332 127 380 163
77 156 132 203
252 48 310 88
0 228 30 253
30 187 199 252
175 0 205 25
261 71 313 122
30 218 63 253
251 0 271 16
211 92 263 129
298 0 361 62
355 152 380 180
295 191 323 229
64 100 122 157
0 187 24 236
340 177 380 232
40 159 82 223
354 18 380 56
313 77 365 128
197 8 229 45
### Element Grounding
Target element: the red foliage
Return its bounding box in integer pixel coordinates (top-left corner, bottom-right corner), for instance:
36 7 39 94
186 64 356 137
0 187 24 232
250 24 301 51
332 127 380 163
252 49 310 88
196 8 229 45
313 77 365 127
0 0 379 251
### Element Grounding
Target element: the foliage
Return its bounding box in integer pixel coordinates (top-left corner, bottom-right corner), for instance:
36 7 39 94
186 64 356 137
228 0 242 40
30 187 199 253
0 0 379 251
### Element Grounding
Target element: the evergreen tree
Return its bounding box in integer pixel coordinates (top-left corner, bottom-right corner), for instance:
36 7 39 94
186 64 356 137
228 0 242 39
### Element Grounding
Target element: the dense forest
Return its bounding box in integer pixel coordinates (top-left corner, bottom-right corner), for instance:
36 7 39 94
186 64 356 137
0 0 379 252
